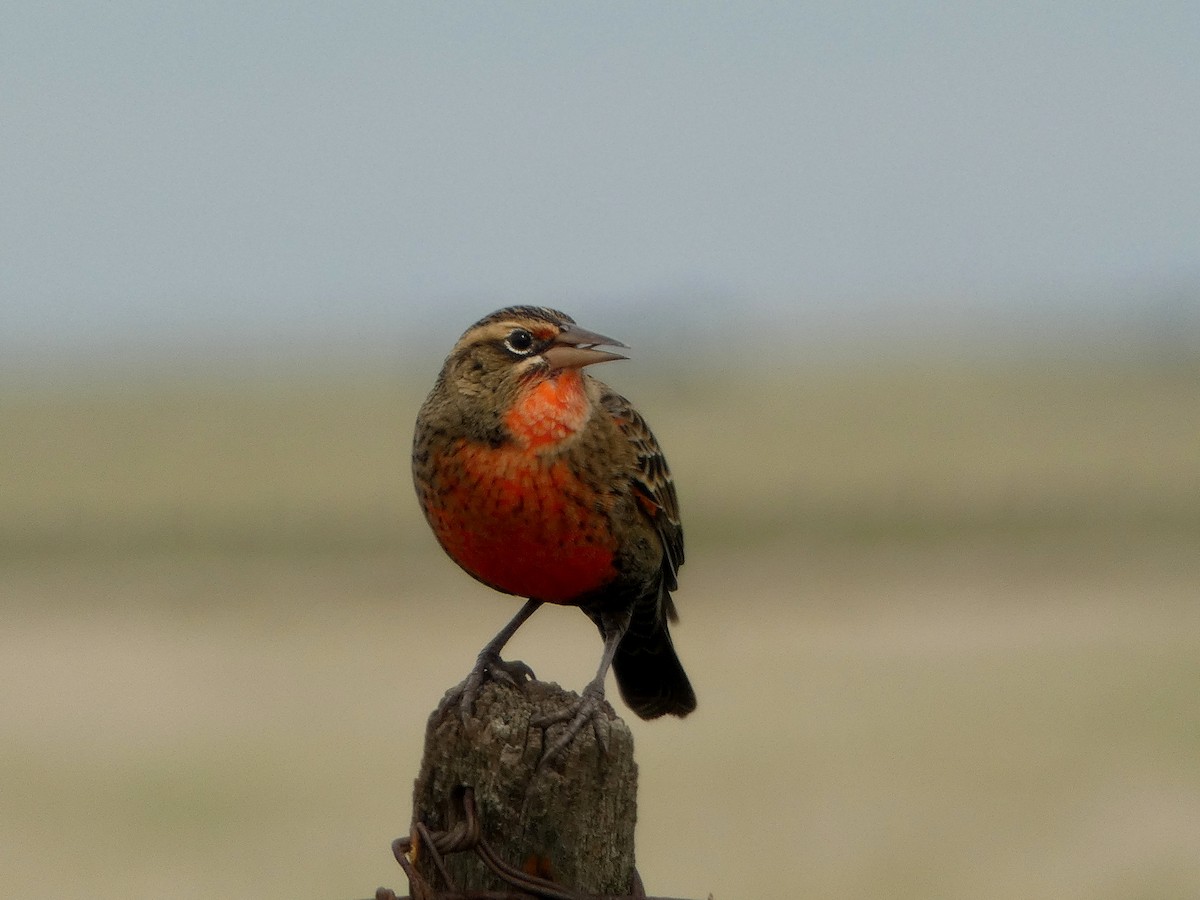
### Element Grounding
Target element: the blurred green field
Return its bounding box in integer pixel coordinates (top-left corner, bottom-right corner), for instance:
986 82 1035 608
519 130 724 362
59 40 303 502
3 354 1199 899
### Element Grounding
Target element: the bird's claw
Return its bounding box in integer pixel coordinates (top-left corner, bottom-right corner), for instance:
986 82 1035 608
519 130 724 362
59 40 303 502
485 655 536 688
532 683 611 765
441 651 535 725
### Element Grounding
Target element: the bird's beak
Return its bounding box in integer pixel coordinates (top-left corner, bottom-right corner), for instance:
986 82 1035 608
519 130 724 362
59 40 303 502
542 322 629 371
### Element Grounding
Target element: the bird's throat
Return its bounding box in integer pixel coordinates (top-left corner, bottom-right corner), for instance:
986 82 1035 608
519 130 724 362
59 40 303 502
504 370 591 450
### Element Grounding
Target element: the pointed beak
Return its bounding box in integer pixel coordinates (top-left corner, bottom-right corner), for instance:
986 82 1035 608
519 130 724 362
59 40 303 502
542 322 629 371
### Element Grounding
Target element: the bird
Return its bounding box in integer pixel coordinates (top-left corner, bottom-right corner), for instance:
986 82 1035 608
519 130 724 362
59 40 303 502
412 306 695 759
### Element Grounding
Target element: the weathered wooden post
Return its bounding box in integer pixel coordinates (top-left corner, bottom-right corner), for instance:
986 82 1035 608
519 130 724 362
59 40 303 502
394 678 640 897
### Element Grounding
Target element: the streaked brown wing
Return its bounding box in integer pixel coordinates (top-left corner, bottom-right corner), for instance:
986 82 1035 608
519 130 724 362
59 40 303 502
600 390 684 595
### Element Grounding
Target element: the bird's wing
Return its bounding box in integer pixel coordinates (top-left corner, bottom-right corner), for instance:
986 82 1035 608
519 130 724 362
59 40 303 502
600 390 685 599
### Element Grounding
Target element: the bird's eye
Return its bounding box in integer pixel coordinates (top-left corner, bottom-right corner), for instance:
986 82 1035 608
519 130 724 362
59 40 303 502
504 328 536 355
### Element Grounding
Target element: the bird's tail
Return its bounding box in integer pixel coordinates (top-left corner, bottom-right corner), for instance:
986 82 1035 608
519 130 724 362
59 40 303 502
611 586 696 720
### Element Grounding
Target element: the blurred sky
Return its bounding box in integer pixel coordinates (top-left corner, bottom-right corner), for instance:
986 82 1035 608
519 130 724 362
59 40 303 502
2 2 1198 364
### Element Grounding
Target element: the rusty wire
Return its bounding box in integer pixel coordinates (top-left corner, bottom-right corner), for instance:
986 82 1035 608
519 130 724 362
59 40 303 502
373 787 696 900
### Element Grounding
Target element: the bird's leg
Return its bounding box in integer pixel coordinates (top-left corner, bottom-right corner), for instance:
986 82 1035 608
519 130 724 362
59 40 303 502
534 606 630 765
441 598 542 721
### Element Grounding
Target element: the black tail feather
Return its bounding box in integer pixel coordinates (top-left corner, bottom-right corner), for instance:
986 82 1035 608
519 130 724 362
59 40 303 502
610 587 696 720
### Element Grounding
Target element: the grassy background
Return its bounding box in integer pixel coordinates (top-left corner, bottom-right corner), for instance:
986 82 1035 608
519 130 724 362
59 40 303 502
3 352 1199 899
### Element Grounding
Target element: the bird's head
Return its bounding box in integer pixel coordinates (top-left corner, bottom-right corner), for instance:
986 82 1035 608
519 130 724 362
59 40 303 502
439 306 627 403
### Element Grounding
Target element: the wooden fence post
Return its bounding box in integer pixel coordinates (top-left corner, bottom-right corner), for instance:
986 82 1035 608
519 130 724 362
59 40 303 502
406 678 639 896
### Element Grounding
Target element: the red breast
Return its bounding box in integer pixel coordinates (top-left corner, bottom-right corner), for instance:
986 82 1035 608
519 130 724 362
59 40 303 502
423 369 619 603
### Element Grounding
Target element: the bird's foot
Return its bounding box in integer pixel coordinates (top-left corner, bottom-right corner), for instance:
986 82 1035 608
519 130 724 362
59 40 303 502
440 650 536 724
532 681 612 766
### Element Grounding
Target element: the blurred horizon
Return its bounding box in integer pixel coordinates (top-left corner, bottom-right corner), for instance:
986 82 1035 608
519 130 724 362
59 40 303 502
7 280 1200 381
